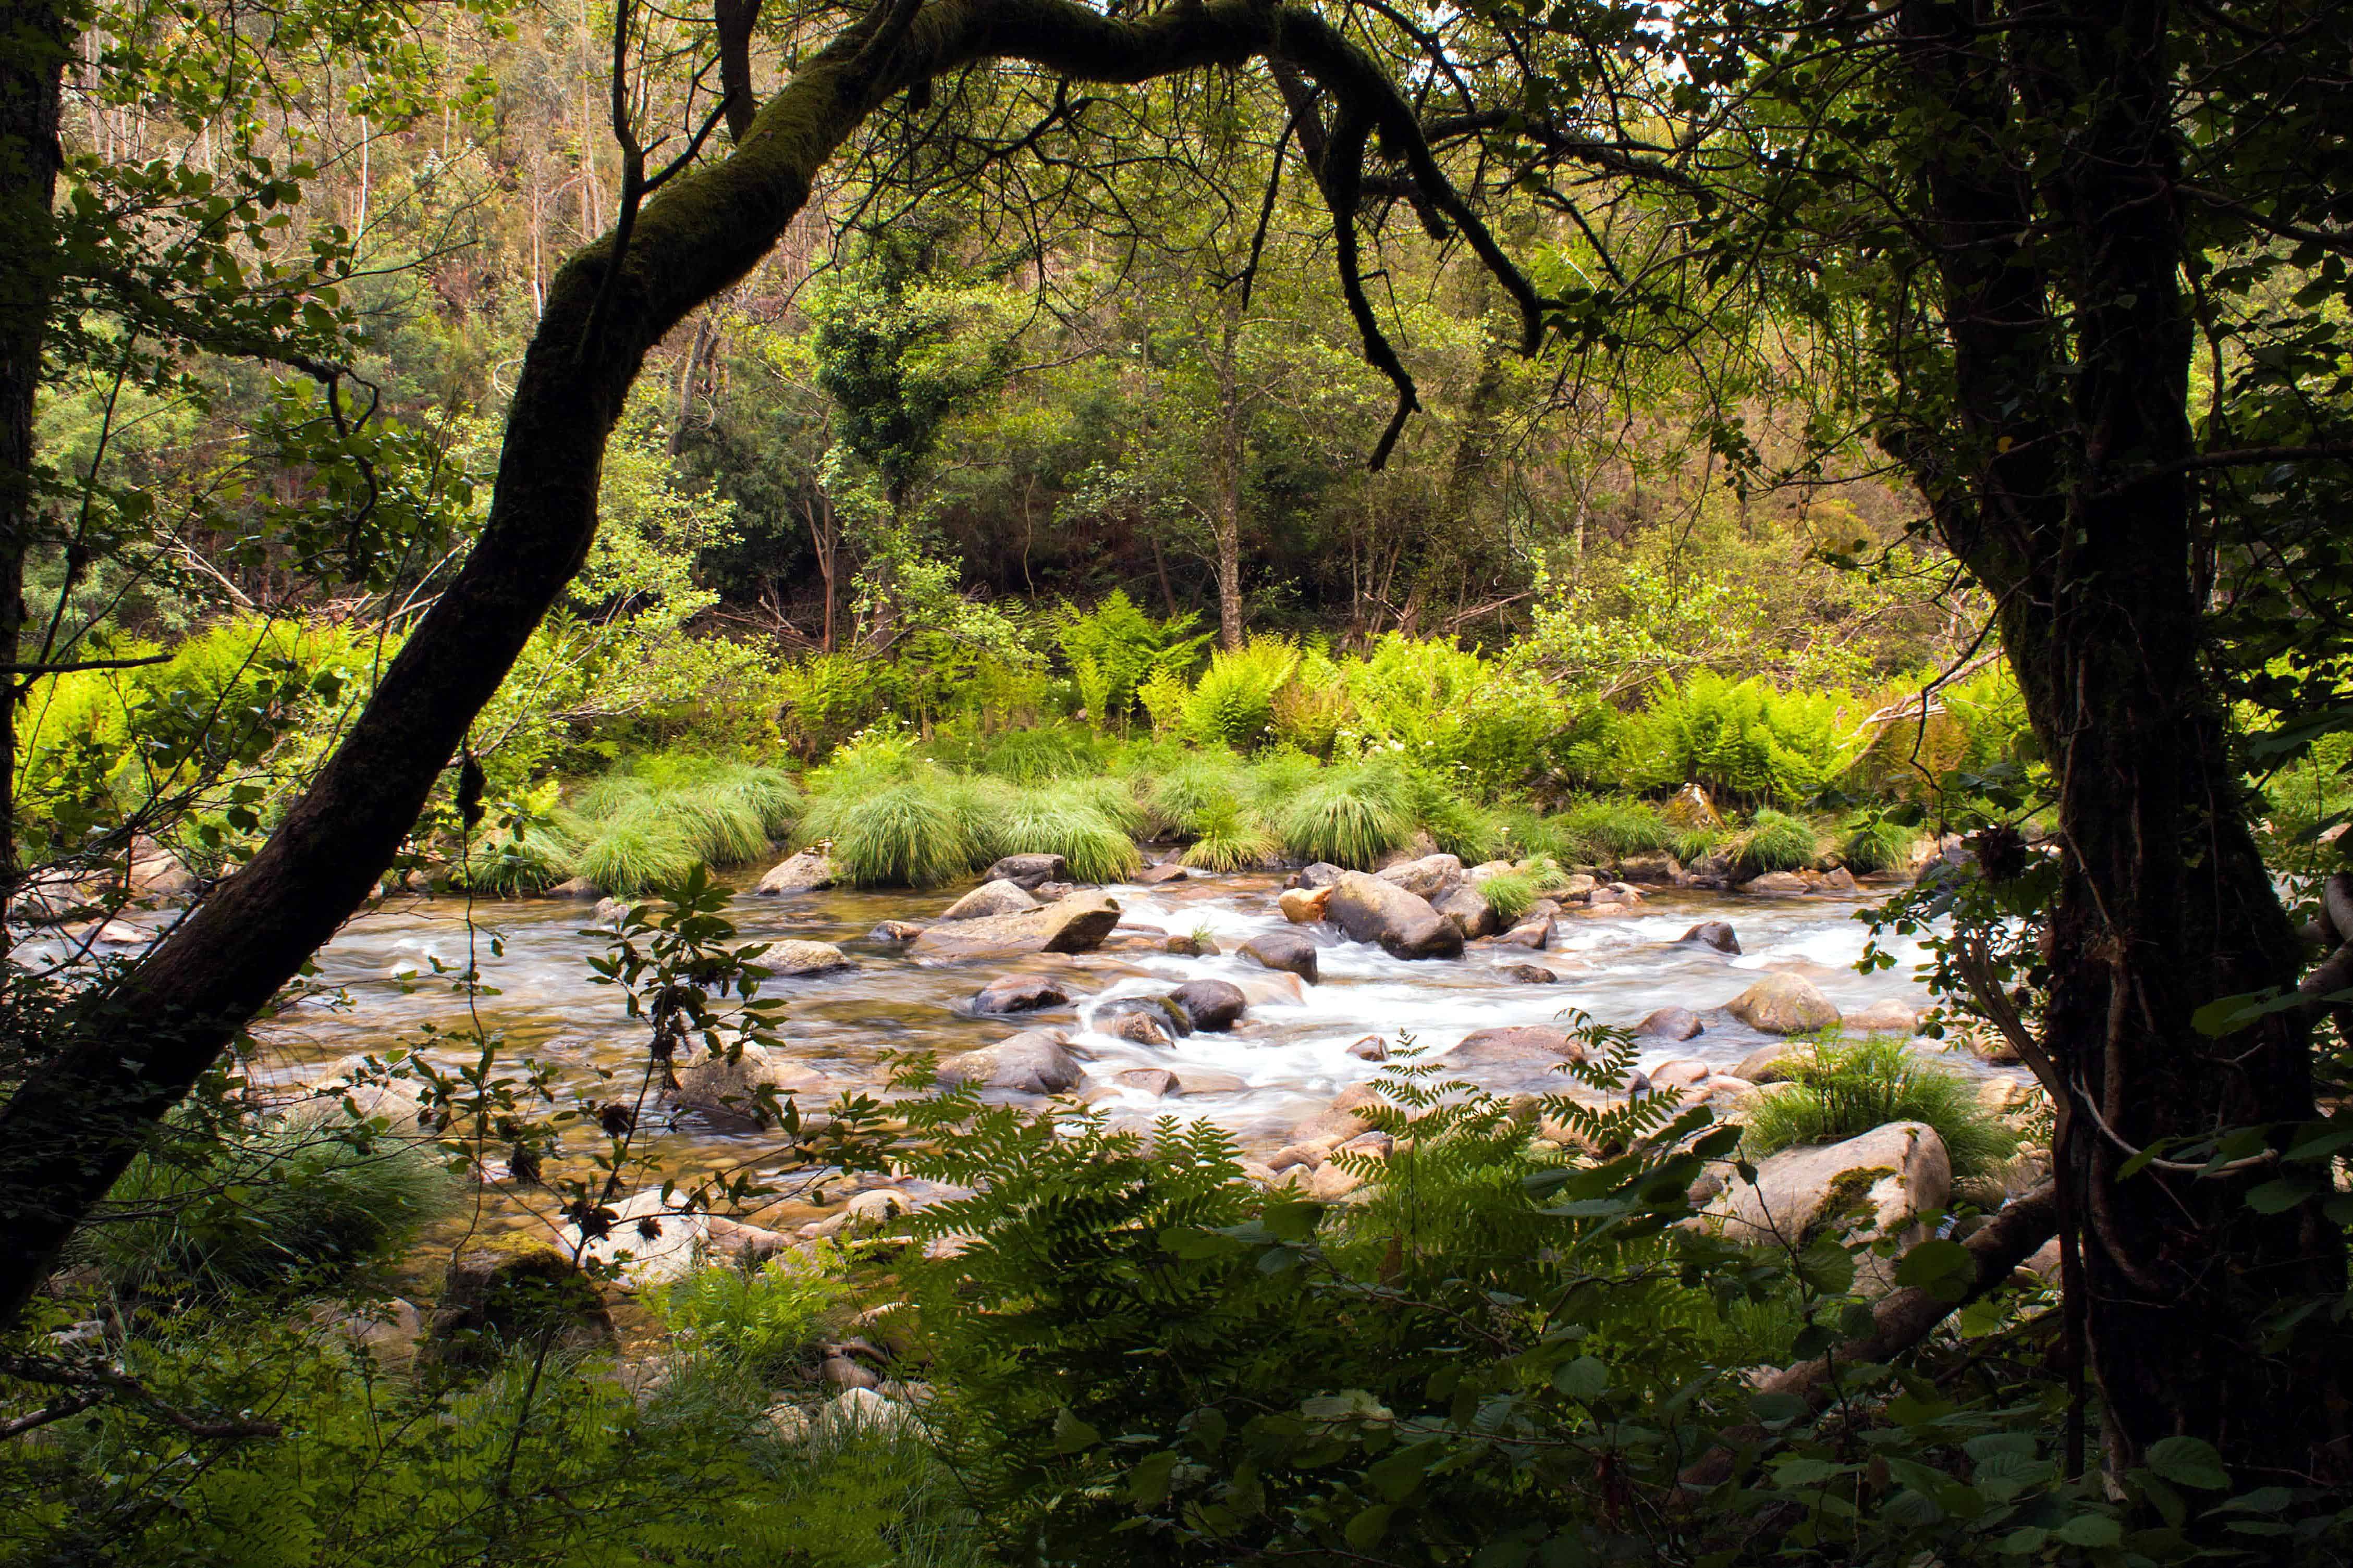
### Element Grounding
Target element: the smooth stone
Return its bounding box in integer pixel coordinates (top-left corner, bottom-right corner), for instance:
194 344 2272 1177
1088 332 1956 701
1229 971 1306 1008
1733 1040 1804 1084
1498 964 1559 984
1292 862 1345 890
1099 995 1191 1036
1678 920 1741 955
823 1354 882 1392
936 1031 1085 1094
1741 870 1811 895
770 939 854 976
1278 886 1332 924
1105 1011 1173 1047
971 974 1072 1015
1292 1084 1388 1143
1325 871 1464 960
1648 1057 1711 1092
1433 882 1501 939
756 849 837 894
1849 997 1919 1032
1163 932 1217 956
1614 851 1683 884
669 1042 828 1131
1175 1070 1249 1094
939 879 1039 922
1820 866 1859 892
1167 979 1247 1032
1725 973 1842 1034
908 892 1123 958
547 875 603 899
1239 930 1319 982
1347 1035 1390 1061
1635 1006 1704 1041
1377 853 1464 901
1702 1121 1952 1255
1114 1067 1180 1097
868 920 926 941
985 853 1067 889
1448 1025 1589 1073
1496 916 1555 948
1135 862 1190 885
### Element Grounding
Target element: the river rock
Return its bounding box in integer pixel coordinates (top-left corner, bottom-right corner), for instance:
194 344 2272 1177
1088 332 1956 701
1326 872 1465 960
1100 995 1191 1036
1433 883 1501 940
940 879 1038 921
1279 886 1332 924
1449 1025 1589 1076
563 1188 790 1291
1230 971 1306 1008
593 896 629 927
1741 870 1811 895
868 920 925 942
1635 1006 1704 1042
427 1244 615 1366
1293 862 1346 890
307 1054 438 1133
670 1041 829 1130
1848 997 1919 1032
1136 861 1191 885
1558 873 1597 899
971 974 1072 1015
1733 1040 1805 1084
1293 1084 1389 1142
1678 921 1741 955
756 849 837 894
1726 973 1842 1034
1240 930 1319 982
1168 979 1247 1031
1615 851 1683 884
1952 1020 2021 1064
1114 1067 1180 1097
985 852 1067 890
1496 915 1555 948
1820 866 1859 892
312 1296 424 1359
771 940 855 976
127 835 201 899
1348 1035 1389 1061
1649 1058 1711 1093
1377 853 1464 901
936 1031 1085 1094
1704 1121 1952 1253
909 892 1123 958
1105 1011 1173 1047
1498 964 1559 983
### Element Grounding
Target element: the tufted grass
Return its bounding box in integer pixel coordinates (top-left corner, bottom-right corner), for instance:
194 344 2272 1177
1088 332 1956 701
1477 870 1541 921
1561 797 1669 860
1180 801 1282 872
1273 765 1413 868
806 775 977 888
994 784 1143 884
1842 815 1923 874
575 809 702 893
1741 1034 2018 1182
450 820 582 896
1728 808 1820 877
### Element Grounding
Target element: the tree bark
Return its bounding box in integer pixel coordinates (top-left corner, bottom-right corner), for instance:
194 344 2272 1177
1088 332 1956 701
1210 284 1246 651
1893 0 2348 1484
0 0 1538 1327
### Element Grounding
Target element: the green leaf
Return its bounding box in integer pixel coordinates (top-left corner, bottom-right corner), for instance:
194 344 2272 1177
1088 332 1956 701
1552 1356 1609 1399
2143 1436 2229 1490
1893 1237 1976 1299
1129 1450 1179 1507
1052 1408 1101 1453
2056 1513 2122 1547
1344 1504 1394 1550
2244 1178 2310 1215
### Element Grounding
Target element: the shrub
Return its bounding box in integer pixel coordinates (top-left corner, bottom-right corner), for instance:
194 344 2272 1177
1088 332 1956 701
1613 671 1858 802
1273 764 1412 868
1561 797 1669 860
808 776 976 887
1180 637 1300 748
1843 814 1923 874
1477 870 1540 921
1729 807 1819 876
1742 1035 2019 1182
652 1245 851 1383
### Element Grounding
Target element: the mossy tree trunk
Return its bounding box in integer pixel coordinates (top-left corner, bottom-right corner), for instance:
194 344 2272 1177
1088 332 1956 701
0 0 1538 1326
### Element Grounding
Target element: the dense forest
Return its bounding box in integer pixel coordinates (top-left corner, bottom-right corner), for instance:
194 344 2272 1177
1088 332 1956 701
3 0 2351 1559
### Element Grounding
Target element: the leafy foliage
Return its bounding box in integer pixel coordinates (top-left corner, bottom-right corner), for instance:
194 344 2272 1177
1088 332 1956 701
1742 1035 2021 1183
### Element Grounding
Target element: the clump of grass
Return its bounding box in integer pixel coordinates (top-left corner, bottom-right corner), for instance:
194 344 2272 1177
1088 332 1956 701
1843 815 1923 874
1672 826 1723 865
1742 1035 2019 1182
668 787 772 866
573 773 654 822
575 810 702 893
995 784 1143 884
450 820 582 896
1562 797 1669 860
77 1110 458 1297
1477 870 1541 921
973 726 1109 785
1144 756 1246 837
1729 808 1820 877
1498 806 1572 861
1058 773 1147 836
722 767 805 838
1404 773 1505 862
1274 764 1412 868
1180 800 1281 871
806 776 976 887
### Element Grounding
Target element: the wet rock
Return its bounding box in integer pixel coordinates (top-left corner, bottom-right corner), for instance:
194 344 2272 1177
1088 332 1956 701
1136 862 1191 885
971 974 1073 1015
1240 930 1319 982
427 1244 615 1367
127 835 201 899
1848 997 1919 1032
1114 1067 1180 1097
909 892 1123 958
937 1031 1085 1094
1615 851 1683 884
305 1054 438 1133
1377 853 1465 901
1635 1006 1704 1041
1496 915 1555 949
1663 783 1722 832
1168 979 1247 1032
1726 973 1842 1034
1448 1026 1589 1083
1741 870 1811 895
561 1193 786 1291
1702 1121 1952 1254
1293 1084 1388 1143
868 919 926 942
1649 1058 1711 1093
1433 883 1501 940
1293 862 1346 890
546 875 603 899
1105 1011 1173 1047
1558 873 1598 900
1176 1070 1249 1094
756 849 837 894
1163 932 1217 956
823 1354 882 1392
1229 971 1306 1008
771 939 855 976
1819 866 1859 892
1733 1040 1803 1084
940 879 1039 922
1326 871 1464 960
1100 995 1191 1036
592 896 629 927
1347 1035 1389 1061
1279 886 1332 924
986 853 1068 890
312 1297 423 1360
670 1042 829 1131
1678 920 1741 955
1034 882 1076 902
1498 963 1560 984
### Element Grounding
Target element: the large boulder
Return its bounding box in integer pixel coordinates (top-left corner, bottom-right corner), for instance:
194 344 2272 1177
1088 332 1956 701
1615 851 1683 884
1635 1006 1704 1042
1278 886 1332 924
756 849 837 895
426 1244 615 1365
1703 1121 1952 1252
1496 915 1555 949
1240 930 1319 982
1741 870 1811 895
127 835 201 899
669 1042 829 1131
771 940 855 977
1168 979 1247 1032
936 1031 1085 1094
1432 883 1501 940
1292 862 1346 890
1848 997 1919 1033
971 974 1072 1015
939 879 1039 922
1726 973 1842 1034
1678 921 1741 955
1377 853 1464 902
986 853 1068 890
908 892 1123 958
1326 872 1464 960
1733 1040 1804 1084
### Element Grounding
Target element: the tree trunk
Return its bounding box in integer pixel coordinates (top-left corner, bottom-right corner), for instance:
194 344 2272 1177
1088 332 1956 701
0 0 70 944
1895 0 2348 1484
1210 285 1245 650
0 0 1533 1326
